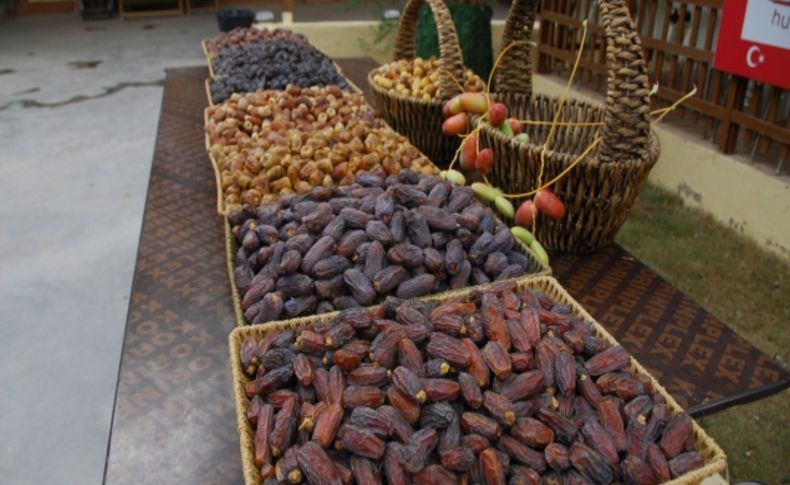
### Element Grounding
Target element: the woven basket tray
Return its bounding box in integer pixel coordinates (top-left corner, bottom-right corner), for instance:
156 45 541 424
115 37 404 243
367 0 471 168
475 0 660 254
229 275 727 485
225 210 551 328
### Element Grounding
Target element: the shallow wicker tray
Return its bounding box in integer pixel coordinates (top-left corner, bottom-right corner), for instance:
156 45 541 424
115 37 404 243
225 209 551 328
229 275 727 485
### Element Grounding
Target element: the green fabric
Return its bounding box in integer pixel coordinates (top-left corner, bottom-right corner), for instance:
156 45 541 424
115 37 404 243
415 2 493 82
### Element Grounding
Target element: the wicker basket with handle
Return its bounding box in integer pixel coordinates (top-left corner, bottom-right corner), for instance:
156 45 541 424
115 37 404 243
367 0 473 168
478 0 660 253
228 275 727 485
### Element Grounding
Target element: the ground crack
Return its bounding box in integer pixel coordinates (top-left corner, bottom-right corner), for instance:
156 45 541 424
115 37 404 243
0 79 165 111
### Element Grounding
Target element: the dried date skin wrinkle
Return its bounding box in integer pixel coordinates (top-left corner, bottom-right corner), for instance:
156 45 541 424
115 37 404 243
243 287 709 483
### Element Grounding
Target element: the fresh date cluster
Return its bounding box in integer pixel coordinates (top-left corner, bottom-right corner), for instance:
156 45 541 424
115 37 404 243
210 40 350 103
239 285 705 484
231 170 536 324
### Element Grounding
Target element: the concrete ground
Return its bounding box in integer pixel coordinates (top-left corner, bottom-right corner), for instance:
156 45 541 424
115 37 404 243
0 12 221 485
0 5 511 483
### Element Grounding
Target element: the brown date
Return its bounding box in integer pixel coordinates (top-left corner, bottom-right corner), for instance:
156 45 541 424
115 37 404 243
313 404 343 448
479 448 506 485
338 425 386 459
297 442 342 485
659 412 692 459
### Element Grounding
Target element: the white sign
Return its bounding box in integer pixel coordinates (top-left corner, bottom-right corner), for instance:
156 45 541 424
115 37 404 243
740 0 790 50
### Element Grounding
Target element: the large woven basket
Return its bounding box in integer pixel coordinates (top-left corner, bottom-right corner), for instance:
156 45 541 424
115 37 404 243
367 0 470 168
229 275 727 485
478 0 660 253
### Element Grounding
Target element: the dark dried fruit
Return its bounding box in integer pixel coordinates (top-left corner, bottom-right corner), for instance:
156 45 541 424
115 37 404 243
378 405 415 443
392 366 426 403
370 324 408 368
544 443 570 471
297 442 342 485
499 435 546 472
482 341 512 380
581 417 619 466
484 391 516 426
536 408 577 445
427 333 470 368
657 412 692 460
387 386 421 425
413 464 456 485
479 448 506 485
338 425 386 459
461 338 489 387
554 352 576 397
345 365 387 387
622 455 658 485
254 403 275 467
397 274 437 299
372 265 409 294
646 442 671 482
270 396 298 457
584 345 629 376
384 443 409 485
440 447 476 472
301 236 336 274
387 243 424 267
569 442 612 485
423 378 461 402
313 404 343 448
458 372 483 409
293 353 315 386
343 385 384 409
343 268 376 305
500 370 543 402
405 210 433 248
348 407 391 439
461 412 501 440
350 457 381 485
246 366 294 398
512 417 554 448
668 451 704 478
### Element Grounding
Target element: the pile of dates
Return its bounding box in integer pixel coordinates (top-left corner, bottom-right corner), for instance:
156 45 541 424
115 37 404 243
231 170 536 324
205 27 309 55
206 87 437 211
371 57 484 100
239 283 706 484
210 40 350 103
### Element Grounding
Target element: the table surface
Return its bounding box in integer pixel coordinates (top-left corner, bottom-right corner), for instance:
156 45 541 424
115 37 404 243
103 62 788 484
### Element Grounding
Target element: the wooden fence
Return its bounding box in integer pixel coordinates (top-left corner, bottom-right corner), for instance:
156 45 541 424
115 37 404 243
536 0 789 175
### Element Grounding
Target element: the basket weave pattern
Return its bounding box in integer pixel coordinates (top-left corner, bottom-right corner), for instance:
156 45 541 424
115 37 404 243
229 276 727 485
367 0 468 167
479 0 660 253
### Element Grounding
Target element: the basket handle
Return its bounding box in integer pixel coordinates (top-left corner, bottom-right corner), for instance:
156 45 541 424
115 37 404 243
497 0 651 163
393 0 467 99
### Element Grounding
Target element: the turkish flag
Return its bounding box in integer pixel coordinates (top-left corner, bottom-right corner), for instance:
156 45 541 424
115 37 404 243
713 0 790 89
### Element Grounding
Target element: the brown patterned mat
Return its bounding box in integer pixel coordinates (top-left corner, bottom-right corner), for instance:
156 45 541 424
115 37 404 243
103 64 788 483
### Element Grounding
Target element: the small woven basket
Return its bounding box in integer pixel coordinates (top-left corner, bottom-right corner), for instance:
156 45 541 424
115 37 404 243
229 275 727 485
478 0 660 253
367 0 470 168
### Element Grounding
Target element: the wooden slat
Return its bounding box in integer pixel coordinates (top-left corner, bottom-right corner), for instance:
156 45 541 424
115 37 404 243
742 86 763 146
535 0 788 164
758 88 781 153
